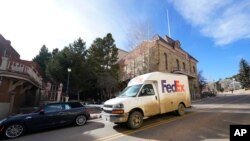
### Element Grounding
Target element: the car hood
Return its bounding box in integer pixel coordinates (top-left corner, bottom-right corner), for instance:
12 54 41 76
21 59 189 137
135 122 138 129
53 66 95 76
5 112 38 121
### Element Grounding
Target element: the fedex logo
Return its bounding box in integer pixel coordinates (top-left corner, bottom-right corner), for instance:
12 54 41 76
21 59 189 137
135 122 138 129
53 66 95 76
161 80 185 93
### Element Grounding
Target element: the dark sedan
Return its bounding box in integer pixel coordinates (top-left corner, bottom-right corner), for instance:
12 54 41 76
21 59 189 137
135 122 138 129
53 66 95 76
0 102 90 139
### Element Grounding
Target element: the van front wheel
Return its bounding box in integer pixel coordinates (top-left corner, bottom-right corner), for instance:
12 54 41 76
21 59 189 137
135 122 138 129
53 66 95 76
177 103 185 116
127 111 143 129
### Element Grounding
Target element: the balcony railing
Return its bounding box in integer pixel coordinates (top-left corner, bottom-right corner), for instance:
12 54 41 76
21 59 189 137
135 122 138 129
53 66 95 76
171 67 197 78
0 57 42 86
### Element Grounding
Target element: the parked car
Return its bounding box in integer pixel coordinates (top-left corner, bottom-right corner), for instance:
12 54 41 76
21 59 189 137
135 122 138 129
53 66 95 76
0 102 90 139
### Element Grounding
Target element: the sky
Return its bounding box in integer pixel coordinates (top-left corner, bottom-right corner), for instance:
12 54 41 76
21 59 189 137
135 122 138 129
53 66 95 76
0 0 250 82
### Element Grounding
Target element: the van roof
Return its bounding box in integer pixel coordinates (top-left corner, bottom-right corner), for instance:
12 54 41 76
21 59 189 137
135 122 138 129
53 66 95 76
128 72 187 86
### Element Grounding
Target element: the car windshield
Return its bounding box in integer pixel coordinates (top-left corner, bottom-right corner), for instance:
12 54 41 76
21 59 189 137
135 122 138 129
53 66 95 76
32 107 41 113
119 84 142 97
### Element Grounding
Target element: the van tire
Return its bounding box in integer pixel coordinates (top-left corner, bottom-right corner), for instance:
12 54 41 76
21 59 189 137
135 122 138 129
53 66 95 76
176 103 185 116
127 111 143 129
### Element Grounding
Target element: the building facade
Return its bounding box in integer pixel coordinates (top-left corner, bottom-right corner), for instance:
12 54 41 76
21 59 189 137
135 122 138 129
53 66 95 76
119 35 199 99
0 34 43 119
117 48 129 62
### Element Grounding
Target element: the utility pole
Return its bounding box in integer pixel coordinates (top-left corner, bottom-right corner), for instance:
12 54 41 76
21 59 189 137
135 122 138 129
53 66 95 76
66 68 71 102
147 23 150 73
167 9 171 38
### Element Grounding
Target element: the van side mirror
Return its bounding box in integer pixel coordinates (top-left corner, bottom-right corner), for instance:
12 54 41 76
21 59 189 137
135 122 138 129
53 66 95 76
39 109 45 115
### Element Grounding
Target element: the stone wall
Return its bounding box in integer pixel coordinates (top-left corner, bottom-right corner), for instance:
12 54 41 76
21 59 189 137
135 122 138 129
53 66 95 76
219 89 250 94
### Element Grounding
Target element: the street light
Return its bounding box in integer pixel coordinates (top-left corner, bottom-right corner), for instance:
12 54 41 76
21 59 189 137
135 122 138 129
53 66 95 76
66 68 71 101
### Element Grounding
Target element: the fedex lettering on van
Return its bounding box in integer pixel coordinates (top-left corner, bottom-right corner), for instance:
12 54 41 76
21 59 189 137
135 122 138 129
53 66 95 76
161 80 185 93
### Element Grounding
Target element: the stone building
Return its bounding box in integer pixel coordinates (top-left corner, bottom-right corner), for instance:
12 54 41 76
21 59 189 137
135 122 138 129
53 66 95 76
119 35 199 99
117 48 129 62
0 34 43 119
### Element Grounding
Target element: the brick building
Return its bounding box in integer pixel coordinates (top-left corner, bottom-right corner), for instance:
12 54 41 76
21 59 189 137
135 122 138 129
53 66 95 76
119 35 199 99
0 34 43 119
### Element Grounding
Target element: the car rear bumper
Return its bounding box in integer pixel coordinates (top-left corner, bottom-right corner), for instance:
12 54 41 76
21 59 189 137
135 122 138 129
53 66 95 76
101 112 128 123
0 125 4 133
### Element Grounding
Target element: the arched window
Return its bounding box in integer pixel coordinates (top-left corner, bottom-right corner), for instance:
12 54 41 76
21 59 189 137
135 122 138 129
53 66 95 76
176 59 180 70
183 62 186 71
164 53 168 70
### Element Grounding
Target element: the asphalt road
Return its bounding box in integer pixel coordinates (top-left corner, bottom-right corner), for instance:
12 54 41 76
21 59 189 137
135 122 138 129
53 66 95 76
2 93 250 141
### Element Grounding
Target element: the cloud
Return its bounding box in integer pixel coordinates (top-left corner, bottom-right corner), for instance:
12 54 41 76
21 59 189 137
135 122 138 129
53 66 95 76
0 0 164 60
0 0 129 60
170 0 250 46
0 0 86 60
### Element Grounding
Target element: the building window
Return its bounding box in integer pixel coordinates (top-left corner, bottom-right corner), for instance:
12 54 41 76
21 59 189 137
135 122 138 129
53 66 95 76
193 66 196 73
164 53 168 70
176 59 180 70
183 62 186 71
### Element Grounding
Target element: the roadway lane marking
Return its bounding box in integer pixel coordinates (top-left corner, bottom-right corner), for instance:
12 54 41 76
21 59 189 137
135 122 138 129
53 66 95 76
95 112 197 141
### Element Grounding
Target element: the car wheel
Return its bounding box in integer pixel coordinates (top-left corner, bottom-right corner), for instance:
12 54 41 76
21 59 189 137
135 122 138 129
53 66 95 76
75 115 87 126
176 103 185 116
5 123 25 139
127 111 143 129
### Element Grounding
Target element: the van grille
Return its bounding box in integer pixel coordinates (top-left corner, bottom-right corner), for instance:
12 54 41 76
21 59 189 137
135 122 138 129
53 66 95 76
103 110 112 114
104 105 113 108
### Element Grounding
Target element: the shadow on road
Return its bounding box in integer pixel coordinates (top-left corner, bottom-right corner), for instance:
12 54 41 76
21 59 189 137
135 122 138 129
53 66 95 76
0 121 105 141
112 112 193 141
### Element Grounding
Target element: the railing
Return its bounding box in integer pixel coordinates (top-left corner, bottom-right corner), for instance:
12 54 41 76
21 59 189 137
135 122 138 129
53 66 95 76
171 67 197 78
0 57 42 86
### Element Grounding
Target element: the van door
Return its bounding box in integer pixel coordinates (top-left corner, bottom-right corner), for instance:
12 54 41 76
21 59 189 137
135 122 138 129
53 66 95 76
138 84 160 117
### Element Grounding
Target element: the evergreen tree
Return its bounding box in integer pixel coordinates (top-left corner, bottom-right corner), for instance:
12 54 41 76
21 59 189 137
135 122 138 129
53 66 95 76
238 59 250 88
52 48 59 58
33 45 52 77
88 33 119 98
46 38 91 99
88 33 118 75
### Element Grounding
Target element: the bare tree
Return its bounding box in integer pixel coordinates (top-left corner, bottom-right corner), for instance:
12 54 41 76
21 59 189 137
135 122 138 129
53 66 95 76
126 20 154 51
198 70 207 94
97 73 118 99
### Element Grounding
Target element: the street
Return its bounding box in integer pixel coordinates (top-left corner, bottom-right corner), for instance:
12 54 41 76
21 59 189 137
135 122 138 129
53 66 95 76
2 94 250 141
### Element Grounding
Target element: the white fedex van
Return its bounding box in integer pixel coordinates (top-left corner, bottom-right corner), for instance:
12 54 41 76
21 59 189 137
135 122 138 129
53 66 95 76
101 72 191 129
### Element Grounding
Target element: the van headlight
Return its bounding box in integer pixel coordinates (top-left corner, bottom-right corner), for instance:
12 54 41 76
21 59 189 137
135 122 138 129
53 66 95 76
112 104 124 114
113 103 124 108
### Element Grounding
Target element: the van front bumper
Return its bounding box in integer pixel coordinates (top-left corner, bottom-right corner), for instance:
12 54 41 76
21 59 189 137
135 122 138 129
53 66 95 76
101 112 129 123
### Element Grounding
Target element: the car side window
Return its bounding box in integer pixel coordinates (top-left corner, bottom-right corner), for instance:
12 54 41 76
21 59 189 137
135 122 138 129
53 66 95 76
68 102 83 108
44 104 63 112
139 84 155 96
64 104 71 110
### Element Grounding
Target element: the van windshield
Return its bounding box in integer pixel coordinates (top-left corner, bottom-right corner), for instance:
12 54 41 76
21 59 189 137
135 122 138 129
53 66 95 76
119 84 142 97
